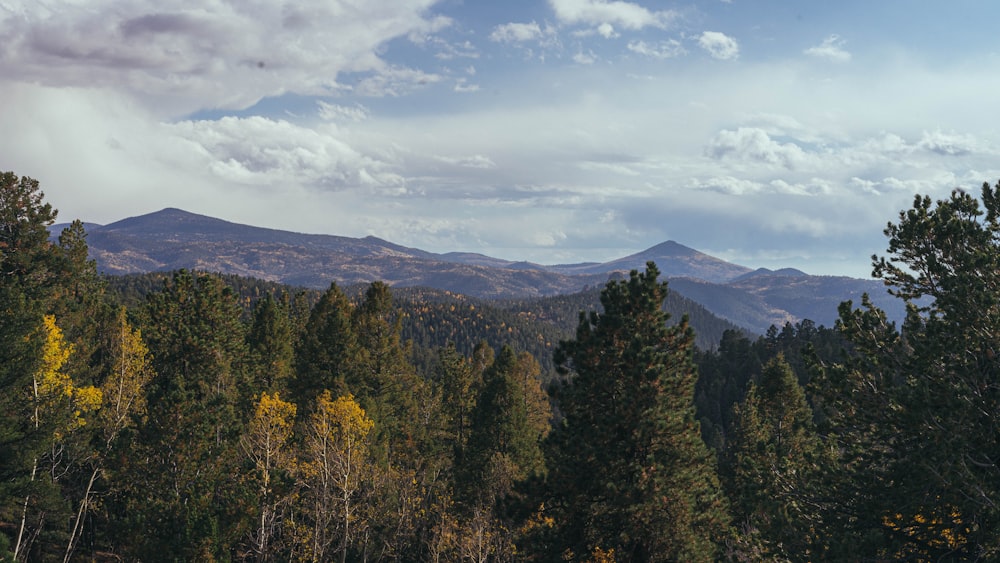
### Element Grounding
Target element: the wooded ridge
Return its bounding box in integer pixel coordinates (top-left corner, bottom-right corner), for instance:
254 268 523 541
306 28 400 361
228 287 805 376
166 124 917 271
58 207 903 333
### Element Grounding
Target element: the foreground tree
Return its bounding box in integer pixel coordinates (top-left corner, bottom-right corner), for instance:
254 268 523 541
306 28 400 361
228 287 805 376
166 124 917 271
0 172 61 559
125 270 252 559
63 308 154 562
242 391 297 561
295 392 375 563
816 183 1000 558
543 262 729 561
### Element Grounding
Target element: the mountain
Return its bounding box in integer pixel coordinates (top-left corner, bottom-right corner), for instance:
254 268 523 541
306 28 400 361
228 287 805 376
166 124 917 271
66 209 609 298
54 208 904 334
548 240 752 283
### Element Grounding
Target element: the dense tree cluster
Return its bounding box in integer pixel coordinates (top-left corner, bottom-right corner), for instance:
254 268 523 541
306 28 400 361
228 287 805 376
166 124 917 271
5 169 1000 560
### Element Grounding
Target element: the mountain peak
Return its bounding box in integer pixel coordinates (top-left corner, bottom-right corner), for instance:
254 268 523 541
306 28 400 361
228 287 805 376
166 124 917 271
103 208 227 232
595 240 752 283
645 240 699 257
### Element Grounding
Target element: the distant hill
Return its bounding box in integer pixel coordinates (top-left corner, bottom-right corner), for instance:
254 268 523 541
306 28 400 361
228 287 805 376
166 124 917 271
548 240 752 283
53 208 905 335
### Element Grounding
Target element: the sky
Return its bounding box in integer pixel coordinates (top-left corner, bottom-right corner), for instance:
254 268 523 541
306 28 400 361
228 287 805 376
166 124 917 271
4 1 1000 278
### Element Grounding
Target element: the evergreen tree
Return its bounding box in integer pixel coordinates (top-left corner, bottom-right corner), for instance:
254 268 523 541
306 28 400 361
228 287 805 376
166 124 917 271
464 345 546 507
293 283 357 410
814 183 1000 558
248 293 296 394
724 354 826 559
544 262 729 562
125 270 252 560
0 172 80 560
350 281 426 455
436 342 479 472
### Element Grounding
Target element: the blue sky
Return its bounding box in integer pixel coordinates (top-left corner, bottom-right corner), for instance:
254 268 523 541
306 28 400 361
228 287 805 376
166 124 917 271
4 0 1000 277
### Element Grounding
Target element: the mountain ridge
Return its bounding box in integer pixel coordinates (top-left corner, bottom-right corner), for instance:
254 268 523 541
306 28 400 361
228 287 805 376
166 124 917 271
53 208 900 334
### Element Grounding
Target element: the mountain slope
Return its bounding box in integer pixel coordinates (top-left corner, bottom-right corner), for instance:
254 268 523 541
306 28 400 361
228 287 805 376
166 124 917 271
55 208 903 334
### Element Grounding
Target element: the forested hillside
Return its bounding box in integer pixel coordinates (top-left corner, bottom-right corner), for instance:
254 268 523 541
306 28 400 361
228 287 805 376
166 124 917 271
105 273 745 378
6 169 1000 560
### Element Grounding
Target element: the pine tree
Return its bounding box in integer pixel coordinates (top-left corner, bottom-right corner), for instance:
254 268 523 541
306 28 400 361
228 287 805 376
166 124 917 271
125 270 252 560
350 281 426 456
248 293 296 394
293 283 357 410
464 345 546 506
814 183 1000 558
724 354 826 559
436 342 479 472
0 172 88 560
545 262 729 562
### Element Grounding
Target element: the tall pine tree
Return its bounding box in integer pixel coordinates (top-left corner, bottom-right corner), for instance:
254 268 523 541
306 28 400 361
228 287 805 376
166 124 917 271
544 262 729 562
125 270 252 560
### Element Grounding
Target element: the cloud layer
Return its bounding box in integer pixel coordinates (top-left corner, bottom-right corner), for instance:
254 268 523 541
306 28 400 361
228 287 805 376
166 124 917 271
4 0 1000 279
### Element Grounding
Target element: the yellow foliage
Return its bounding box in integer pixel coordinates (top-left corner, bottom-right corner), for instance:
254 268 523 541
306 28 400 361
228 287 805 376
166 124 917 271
587 546 617 563
243 391 297 482
34 315 102 439
883 504 968 556
519 503 555 536
315 391 375 439
100 308 153 445
253 391 297 434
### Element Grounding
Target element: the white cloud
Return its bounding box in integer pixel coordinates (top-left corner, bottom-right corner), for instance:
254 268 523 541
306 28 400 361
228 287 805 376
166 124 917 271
597 23 618 38
490 21 546 43
549 0 678 30
627 39 685 59
697 31 739 60
317 102 369 123
804 34 851 63
573 50 597 64
430 39 480 60
434 154 497 169
169 116 403 189
353 66 442 97
694 176 765 195
707 128 808 169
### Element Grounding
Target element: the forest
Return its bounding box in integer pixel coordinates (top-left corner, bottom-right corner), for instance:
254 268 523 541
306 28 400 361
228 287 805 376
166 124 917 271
3 169 1000 561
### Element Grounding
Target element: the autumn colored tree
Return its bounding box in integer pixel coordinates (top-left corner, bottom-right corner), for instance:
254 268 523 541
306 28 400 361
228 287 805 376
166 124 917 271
544 262 729 562
62 307 154 562
242 391 297 560
295 391 375 563
13 316 101 560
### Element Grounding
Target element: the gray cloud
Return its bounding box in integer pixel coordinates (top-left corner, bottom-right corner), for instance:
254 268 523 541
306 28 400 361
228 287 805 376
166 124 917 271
707 128 809 169
0 0 444 115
